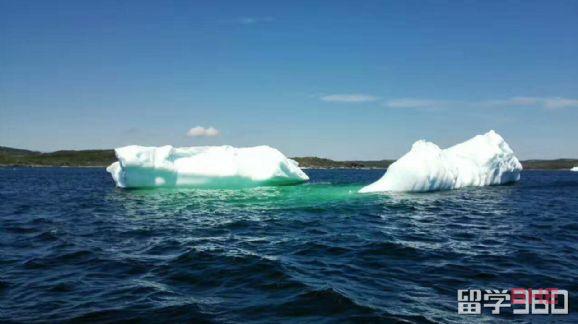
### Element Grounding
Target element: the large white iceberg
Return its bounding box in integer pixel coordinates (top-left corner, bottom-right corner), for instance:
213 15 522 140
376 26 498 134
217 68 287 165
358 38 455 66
571 166 578 172
107 145 309 188
360 130 522 193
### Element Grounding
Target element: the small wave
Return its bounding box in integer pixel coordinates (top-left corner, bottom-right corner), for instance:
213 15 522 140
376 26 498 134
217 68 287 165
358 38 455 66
1 168 578 322
23 250 96 269
61 303 216 323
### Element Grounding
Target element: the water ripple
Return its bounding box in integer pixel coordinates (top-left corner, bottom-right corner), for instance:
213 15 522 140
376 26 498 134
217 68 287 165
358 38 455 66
0 168 577 322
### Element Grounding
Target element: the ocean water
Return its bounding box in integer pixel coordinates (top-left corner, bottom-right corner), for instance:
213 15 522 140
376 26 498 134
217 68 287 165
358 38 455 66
0 168 577 323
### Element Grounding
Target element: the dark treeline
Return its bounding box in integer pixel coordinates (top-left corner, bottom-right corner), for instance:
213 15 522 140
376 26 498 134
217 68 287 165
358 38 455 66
1 146 576 170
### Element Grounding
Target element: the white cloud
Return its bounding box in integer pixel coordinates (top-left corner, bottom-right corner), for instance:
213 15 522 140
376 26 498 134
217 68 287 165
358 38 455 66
382 97 578 110
485 97 578 109
384 99 450 109
204 127 220 136
320 94 379 103
187 126 220 137
544 98 578 109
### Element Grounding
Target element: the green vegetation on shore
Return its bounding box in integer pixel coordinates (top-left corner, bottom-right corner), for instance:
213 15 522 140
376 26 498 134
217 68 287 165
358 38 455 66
1 146 576 170
290 157 393 169
0 147 115 167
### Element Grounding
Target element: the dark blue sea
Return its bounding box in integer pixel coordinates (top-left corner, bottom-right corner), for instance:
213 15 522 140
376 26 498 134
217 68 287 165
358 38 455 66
1 168 577 323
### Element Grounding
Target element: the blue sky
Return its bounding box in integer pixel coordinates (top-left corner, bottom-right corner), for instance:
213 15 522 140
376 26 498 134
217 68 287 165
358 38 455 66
1 0 577 160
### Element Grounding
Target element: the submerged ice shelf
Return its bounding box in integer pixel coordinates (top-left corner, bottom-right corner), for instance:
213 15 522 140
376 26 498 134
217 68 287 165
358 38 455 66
107 145 309 188
360 130 522 193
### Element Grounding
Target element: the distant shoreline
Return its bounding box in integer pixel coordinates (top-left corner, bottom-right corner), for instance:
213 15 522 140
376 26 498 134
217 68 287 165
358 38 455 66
1 146 577 170
0 165 576 171
0 164 105 168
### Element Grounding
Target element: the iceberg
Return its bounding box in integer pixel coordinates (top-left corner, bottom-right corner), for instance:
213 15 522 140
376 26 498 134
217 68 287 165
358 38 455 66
571 167 578 172
360 130 522 193
107 145 309 188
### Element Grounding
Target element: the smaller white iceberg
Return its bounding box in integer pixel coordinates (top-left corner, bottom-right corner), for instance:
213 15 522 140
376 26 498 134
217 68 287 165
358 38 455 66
571 166 578 172
360 130 522 193
107 145 309 188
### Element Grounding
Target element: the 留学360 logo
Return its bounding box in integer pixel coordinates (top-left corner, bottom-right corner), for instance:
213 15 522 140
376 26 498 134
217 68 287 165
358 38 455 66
458 288 569 315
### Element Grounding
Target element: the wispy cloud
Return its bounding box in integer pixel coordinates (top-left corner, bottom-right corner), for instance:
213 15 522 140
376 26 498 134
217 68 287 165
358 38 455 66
320 94 379 103
483 97 578 109
186 126 220 137
383 97 578 110
230 16 275 25
384 99 450 109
